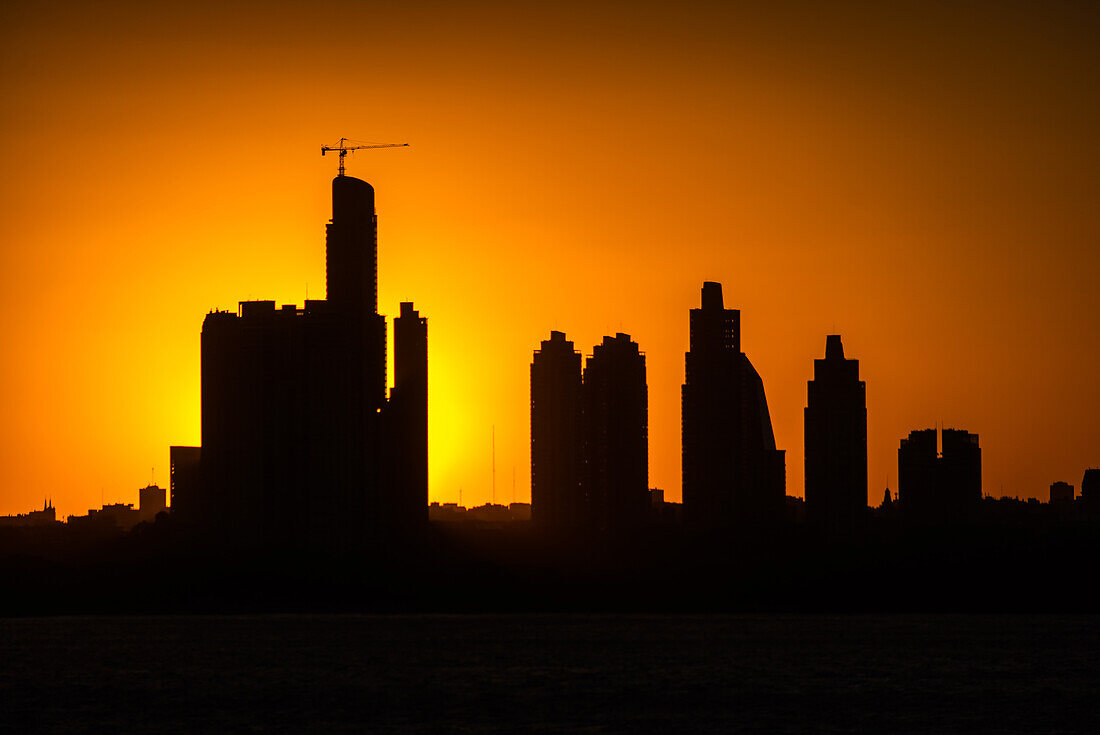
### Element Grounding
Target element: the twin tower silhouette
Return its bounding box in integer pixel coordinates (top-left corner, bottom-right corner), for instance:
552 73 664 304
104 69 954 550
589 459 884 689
531 281 799 534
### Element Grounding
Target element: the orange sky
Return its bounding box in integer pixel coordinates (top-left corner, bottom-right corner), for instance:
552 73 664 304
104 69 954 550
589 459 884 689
2 0 1098 517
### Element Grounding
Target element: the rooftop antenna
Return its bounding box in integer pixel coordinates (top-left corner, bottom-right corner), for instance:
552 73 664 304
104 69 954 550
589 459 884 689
321 138 409 177
492 426 496 506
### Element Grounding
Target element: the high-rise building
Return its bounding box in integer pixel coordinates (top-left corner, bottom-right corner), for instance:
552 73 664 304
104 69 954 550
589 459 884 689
1082 469 1100 503
386 301 428 531
530 331 584 529
682 282 785 528
804 335 867 534
326 175 387 412
196 173 424 550
898 427 981 524
898 429 938 523
169 445 201 519
583 333 649 531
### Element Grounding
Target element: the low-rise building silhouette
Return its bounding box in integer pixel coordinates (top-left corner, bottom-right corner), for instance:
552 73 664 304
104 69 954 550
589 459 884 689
898 427 981 524
0 499 58 528
68 502 140 531
138 484 166 523
428 502 531 523
1049 481 1074 504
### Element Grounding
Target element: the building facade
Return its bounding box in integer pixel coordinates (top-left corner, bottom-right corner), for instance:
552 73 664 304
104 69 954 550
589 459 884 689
196 174 425 551
169 446 201 521
682 281 785 528
898 427 981 524
583 333 649 531
804 335 867 534
1049 481 1074 503
530 331 584 529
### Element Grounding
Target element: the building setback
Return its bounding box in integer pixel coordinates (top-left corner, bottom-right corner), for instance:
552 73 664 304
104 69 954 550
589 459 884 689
898 427 981 524
804 335 867 534
682 281 785 528
583 333 649 531
196 173 425 551
530 331 584 529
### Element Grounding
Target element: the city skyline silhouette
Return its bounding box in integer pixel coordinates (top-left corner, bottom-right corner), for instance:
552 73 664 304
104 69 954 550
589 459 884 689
2 2 1098 526
4 5 1100 735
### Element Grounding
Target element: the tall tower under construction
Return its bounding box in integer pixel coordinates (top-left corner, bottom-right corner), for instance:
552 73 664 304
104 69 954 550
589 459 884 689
195 164 424 551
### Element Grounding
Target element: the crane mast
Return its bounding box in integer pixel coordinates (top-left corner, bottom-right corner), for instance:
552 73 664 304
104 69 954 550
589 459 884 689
321 138 409 176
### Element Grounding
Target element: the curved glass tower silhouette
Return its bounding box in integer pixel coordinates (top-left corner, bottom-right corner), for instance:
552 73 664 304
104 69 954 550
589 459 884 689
682 282 785 528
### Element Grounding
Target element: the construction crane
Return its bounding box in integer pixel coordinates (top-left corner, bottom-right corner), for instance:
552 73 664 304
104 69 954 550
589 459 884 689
321 138 409 177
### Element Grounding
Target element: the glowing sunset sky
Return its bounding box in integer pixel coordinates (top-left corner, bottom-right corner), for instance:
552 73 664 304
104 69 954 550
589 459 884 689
1 0 1097 517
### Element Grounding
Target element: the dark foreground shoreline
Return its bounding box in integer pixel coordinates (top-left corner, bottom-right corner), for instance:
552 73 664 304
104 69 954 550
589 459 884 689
3 520 1098 615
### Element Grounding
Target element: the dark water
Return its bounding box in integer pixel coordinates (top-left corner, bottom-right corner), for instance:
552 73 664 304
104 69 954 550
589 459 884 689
1 614 1097 733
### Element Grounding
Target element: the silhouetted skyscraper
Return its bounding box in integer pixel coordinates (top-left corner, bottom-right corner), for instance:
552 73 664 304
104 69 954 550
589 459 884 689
898 427 981 525
326 175 387 412
682 282 785 528
583 333 649 531
386 301 428 531
169 445 201 520
804 335 867 535
197 173 425 551
530 331 584 529
1082 469 1100 503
